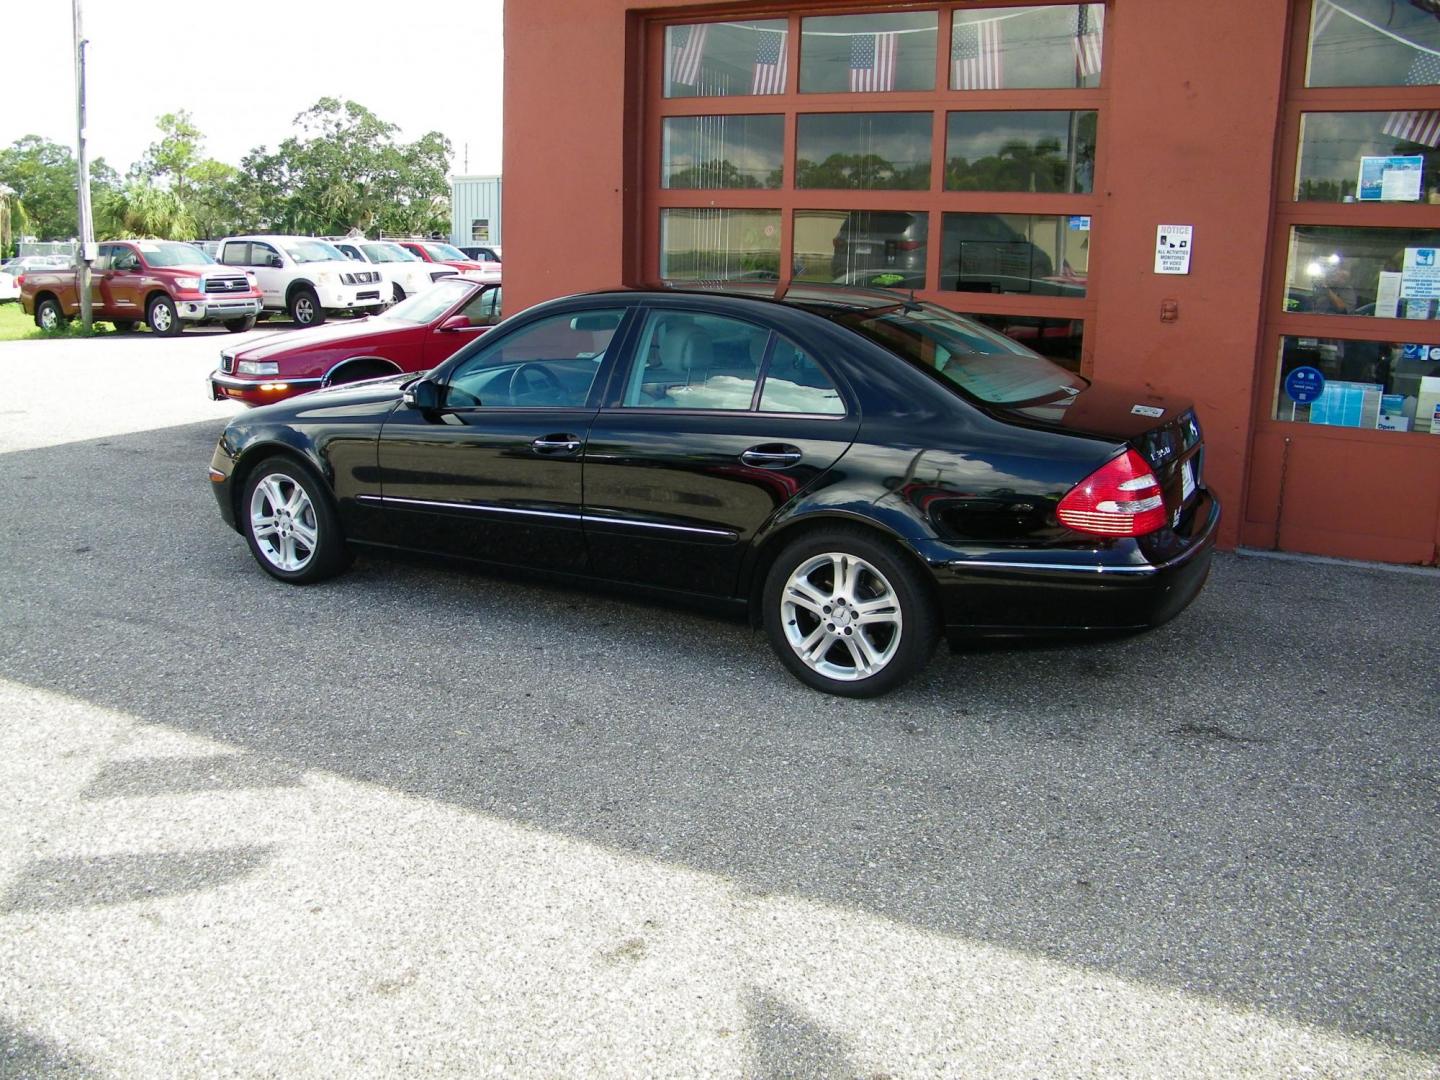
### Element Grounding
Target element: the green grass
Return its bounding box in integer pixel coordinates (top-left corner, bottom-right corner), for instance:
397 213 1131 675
0 301 117 341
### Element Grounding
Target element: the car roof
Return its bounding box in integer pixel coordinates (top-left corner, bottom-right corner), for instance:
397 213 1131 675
573 280 923 318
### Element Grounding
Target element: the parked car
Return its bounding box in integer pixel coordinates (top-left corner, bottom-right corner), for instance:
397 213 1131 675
209 276 502 406
457 244 502 263
20 240 264 335
207 283 1218 698
328 237 458 303
215 235 388 327
0 268 17 303
393 239 501 279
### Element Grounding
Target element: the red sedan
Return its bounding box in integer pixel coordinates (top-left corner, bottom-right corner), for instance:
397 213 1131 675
210 278 501 406
396 239 502 279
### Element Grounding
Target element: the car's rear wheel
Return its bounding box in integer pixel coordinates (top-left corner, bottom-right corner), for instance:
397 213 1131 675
762 528 938 697
224 316 257 333
35 298 66 331
289 287 324 327
147 295 181 336
241 457 349 584
112 319 137 333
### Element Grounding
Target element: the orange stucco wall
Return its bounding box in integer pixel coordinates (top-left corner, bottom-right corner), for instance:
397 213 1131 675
503 1 1296 551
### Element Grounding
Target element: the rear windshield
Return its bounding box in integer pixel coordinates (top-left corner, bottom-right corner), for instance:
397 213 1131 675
835 303 1086 405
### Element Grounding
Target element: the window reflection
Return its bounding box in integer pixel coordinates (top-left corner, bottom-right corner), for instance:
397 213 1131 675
662 116 784 189
1276 335 1440 433
1297 112 1440 203
969 314 1084 372
665 20 789 98
795 210 930 289
945 111 1096 193
1306 0 1440 88
951 5 1104 91
660 208 783 282
941 213 1089 297
1284 226 1440 318
796 113 932 190
799 12 937 94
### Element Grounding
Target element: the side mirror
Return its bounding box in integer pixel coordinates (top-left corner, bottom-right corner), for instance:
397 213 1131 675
268 255 283 269
403 378 443 411
438 314 473 332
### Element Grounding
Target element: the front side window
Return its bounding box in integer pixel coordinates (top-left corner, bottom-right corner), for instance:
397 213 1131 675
459 285 503 326
837 303 1086 404
800 12 938 94
951 5 1104 90
620 310 771 409
447 309 624 408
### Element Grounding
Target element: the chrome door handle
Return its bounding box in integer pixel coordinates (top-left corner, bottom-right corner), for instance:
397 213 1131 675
741 445 802 468
532 435 582 455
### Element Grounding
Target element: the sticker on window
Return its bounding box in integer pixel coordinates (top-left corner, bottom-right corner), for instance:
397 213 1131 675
1131 404 1165 418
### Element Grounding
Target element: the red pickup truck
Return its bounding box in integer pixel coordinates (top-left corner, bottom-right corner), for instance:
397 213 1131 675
21 240 264 335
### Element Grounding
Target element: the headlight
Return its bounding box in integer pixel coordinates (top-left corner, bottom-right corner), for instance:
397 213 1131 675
317 272 333 285
238 361 280 376
341 272 357 285
175 276 201 290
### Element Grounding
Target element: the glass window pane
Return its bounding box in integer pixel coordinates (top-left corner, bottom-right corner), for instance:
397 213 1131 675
660 208 782 283
796 113 931 190
447 311 621 408
621 311 770 409
1284 226 1440 318
945 111 1096 193
665 20 789 98
663 115 784 189
969 314 1084 372
941 213 1089 297
760 339 846 414
795 209 929 289
951 5 1103 91
1275 335 1440 433
1306 0 1440 88
1296 112 1440 203
799 12 937 94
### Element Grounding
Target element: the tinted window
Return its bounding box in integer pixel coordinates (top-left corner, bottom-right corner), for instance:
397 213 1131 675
760 340 846 414
219 242 250 266
620 310 771 409
447 310 623 408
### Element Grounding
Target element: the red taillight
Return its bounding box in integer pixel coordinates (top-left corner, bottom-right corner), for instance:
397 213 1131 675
893 240 924 251
15 274 23 287
1056 448 1167 537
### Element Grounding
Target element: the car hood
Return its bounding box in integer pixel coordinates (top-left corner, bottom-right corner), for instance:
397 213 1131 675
234 316 408 359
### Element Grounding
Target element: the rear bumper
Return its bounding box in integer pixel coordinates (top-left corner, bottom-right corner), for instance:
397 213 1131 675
923 491 1220 634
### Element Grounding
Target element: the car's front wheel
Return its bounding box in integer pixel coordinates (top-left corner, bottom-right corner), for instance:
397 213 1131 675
289 287 325 327
762 528 938 697
392 283 405 304
147 295 181 336
241 457 349 584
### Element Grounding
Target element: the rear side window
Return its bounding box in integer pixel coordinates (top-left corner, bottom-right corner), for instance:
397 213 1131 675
219 242 249 266
620 311 770 409
759 340 845 415
838 304 1085 405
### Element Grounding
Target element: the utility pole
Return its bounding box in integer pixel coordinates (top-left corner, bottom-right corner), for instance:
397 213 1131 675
73 0 94 331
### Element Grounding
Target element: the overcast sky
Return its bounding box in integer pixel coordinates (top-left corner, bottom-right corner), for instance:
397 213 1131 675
4 0 505 177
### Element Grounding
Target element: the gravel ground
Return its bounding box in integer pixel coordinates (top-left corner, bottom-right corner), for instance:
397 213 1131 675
0 330 1437 1078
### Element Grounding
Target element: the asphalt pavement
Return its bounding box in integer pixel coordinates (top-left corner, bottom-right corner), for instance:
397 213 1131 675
0 326 1437 1079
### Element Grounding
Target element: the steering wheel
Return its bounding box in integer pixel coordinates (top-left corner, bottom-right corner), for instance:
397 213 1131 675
506 362 565 404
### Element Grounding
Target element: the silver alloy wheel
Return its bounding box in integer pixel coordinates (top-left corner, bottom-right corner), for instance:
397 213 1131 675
293 295 315 323
38 303 58 330
780 551 903 682
248 472 319 573
150 302 173 333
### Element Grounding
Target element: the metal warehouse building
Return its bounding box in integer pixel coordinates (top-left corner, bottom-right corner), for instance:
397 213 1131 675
451 175 503 249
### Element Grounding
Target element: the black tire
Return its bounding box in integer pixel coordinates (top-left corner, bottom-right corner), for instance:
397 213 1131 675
34 297 67 332
224 316 257 333
112 319 137 333
761 527 939 698
147 295 182 336
240 456 350 584
392 283 405 304
289 287 325 327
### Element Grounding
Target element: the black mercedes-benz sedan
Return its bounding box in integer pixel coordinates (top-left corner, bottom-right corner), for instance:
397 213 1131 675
208 283 1219 697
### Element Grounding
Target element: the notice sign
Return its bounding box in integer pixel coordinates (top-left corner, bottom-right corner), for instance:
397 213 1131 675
1155 225 1193 275
1401 247 1440 300
1357 155 1423 202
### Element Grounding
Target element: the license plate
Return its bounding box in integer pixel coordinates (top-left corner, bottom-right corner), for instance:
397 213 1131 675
1181 458 1196 501
852 245 873 255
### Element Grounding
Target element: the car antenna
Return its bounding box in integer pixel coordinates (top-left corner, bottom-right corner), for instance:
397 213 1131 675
905 288 921 312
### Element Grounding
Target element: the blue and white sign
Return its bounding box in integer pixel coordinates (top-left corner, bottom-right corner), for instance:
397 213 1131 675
1357 155 1424 202
1284 366 1325 404
1402 247 1440 300
1068 215 1091 231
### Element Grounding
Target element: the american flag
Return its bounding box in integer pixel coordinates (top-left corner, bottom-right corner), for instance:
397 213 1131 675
849 31 898 92
671 24 709 87
1074 5 1104 80
952 18 1003 90
1383 51 1440 149
753 30 788 95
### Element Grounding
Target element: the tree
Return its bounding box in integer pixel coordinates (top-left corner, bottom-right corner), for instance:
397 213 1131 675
0 135 121 241
236 98 451 236
124 111 243 238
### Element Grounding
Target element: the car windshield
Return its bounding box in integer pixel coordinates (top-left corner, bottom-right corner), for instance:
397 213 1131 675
426 243 468 261
835 303 1086 405
135 241 216 266
382 278 474 323
363 243 418 263
281 239 344 264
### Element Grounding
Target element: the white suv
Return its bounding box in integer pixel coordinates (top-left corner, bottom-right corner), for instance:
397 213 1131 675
216 235 387 327
328 238 457 304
